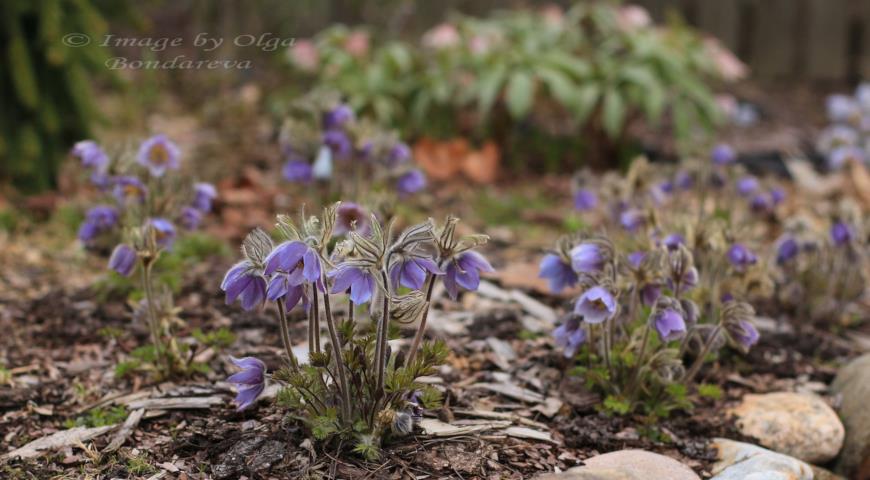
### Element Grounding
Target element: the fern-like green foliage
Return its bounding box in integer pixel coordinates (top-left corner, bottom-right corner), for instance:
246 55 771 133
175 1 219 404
273 333 449 459
0 0 134 192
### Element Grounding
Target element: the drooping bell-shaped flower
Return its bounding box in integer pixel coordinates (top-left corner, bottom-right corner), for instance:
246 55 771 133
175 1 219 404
390 256 443 290
711 143 736 165
263 241 322 284
221 260 268 311
72 140 109 172
147 218 177 249
443 251 495 300
553 315 586 358
77 205 119 244
574 286 617 324
227 356 266 411
108 244 137 277
652 308 686 342
831 222 852 246
397 169 426 195
539 253 578 293
283 159 313 183
570 243 604 273
192 182 217 212
329 265 377 305
727 243 757 268
573 189 598 211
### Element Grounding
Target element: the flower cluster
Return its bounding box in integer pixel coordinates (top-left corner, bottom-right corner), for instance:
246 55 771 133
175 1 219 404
774 216 867 325
222 206 491 459
541 233 760 417
73 136 217 377
279 92 427 199
817 83 870 170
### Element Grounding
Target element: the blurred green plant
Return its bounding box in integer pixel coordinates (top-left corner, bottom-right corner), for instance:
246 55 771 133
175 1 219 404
288 2 732 169
0 1 134 192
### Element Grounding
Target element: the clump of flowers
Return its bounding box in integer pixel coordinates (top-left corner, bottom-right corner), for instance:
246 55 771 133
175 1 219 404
816 83 870 170
73 136 218 377
542 231 760 418
774 212 868 326
279 92 427 203
222 206 491 459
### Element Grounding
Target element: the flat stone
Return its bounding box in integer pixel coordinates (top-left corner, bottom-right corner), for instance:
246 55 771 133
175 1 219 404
730 392 844 463
558 450 698 480
710 438 813 480
535 468 640 480
831 353 870 479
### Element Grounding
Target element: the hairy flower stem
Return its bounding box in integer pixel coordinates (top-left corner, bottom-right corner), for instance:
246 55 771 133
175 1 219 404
321 290 352 424
276 301 300 372
311 288 322 354
405 274 436 367
375 270 392 394
682 324 722 384
140 260 168 374
626 325 651 399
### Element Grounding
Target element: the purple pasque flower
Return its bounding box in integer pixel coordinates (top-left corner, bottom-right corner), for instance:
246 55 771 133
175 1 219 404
662 234 685 251
179 206 203 230
574 286 617 324
570 243 604 273
830 222 852 246
627 251 646 269
333 202 371 237
323 129 352 158
329 265 376 305
827 146 864 170
674 170 693 190
113 176 148 204
826 94 859 123
539 253 578 293
775 235 799 264
192 182 217 212
736 176 759 196
266 273 308 310
749 193 771 213
72 140 109 172
108 244 137 276
227 356 266 411
652 308 686 342
323 103 354 130
619 208 644 232
640 283 663 306
573 189 598 211
137 134 180 177
222 260 268 311
726 319 759 350
77 205 119 243
770 187 786 205
711 143 736 166
283 159 313 183
263 241 322 284
553 315 586 358
727 243 757 268
147 218 176 249
443 251 495 300
390 256 443 290
397 169 427 195
388 142 411 166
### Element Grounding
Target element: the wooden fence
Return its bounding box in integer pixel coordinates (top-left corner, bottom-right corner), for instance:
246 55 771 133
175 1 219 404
634 0 870 81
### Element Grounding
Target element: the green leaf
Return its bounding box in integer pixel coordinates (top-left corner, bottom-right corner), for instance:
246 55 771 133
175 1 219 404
601 89 625 139
574 83 601 124
698 383 723 400
602 395 632 416
539 68 577 110
505 71 535 119
476 63 507 118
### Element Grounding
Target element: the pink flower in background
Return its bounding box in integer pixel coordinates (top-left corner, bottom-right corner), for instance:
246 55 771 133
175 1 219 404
616 5 651 31
540 4 564 28
344 30 370 58
423 23 460 50
290 39 320 72
705 38 748 82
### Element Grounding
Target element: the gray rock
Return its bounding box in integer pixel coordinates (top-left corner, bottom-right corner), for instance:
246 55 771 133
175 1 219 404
710 438 813 480
538 450 699 480
535 468 640 480
831 353 870 479
729 391 844 463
